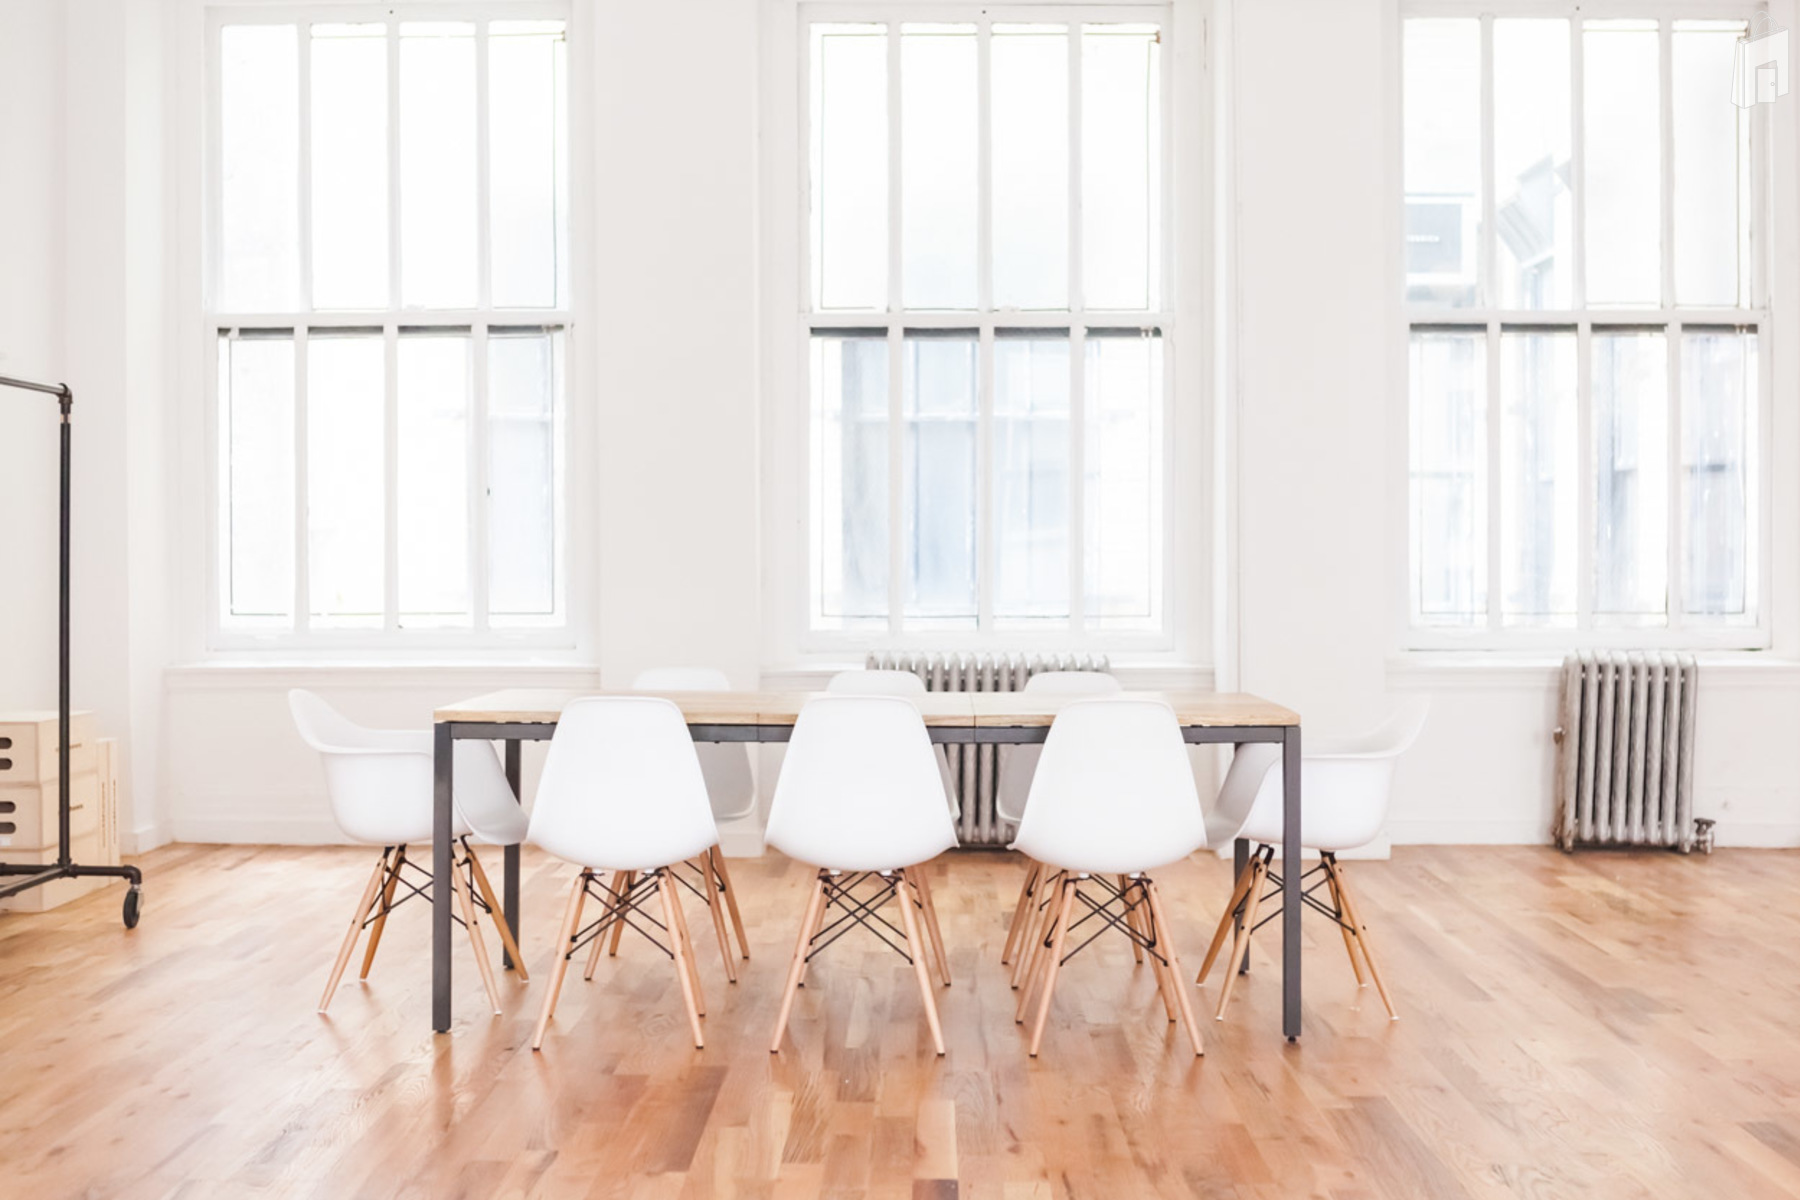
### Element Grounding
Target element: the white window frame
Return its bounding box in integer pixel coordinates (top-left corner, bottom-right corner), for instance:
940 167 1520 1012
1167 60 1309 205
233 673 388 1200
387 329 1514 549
195 0 587 655
766 0 1211 660
1396 0 1784 653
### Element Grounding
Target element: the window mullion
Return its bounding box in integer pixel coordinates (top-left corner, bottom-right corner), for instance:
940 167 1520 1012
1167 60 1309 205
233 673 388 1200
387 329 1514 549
1485 318 1502 632
298 22 314 312
1576 319 1593 631
1478 14 1495 312
977 18 992 314
976 19 994 631
1666 321 1684 631
886 22 904 635
1657 19 1674 311
977 326 995 632
1067 21 1085 633
473 325 491 633
387 19 402 310
1570 15 1586 310
476 20 492 312
384 322 400 632
293 327 311 634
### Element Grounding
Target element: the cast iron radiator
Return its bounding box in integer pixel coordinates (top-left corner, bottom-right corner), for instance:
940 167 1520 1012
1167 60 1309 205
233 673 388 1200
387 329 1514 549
1553 651 1700 852
865 651 1110 846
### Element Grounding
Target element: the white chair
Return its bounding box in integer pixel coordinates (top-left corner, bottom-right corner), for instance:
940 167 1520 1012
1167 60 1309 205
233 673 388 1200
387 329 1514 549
765 695 960 1055
1197 699 1430 1022
994 671 1122 971
528 697 724 1050
1010 697 1207 1057
289 690 528 1016
629 668 755 973
827 669 962 818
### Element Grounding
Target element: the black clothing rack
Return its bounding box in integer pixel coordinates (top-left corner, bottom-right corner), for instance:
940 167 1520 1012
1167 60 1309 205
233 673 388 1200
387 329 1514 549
0 374 144 926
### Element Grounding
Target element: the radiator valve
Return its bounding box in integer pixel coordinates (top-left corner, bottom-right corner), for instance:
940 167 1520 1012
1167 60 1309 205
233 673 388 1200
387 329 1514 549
1693 818 1716 855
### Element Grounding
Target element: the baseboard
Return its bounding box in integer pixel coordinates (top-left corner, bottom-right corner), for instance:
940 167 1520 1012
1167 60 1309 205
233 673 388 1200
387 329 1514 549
123 823 173 855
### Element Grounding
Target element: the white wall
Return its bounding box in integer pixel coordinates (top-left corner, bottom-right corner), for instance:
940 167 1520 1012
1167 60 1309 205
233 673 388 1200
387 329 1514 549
4 0 1794 852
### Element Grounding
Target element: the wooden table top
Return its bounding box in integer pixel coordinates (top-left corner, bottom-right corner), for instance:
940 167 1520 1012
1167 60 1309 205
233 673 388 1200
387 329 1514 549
435 689 1298 728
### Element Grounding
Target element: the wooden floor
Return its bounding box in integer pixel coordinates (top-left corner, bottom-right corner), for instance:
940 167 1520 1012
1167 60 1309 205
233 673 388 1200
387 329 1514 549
2 844 1798 1199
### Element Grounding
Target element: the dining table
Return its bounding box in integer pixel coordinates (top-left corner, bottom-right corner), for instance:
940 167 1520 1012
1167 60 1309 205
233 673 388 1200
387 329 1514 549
429 688 1304 1040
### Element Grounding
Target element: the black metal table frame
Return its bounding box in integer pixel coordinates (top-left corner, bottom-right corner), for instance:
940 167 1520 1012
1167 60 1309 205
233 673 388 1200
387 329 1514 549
431 718 1303 1040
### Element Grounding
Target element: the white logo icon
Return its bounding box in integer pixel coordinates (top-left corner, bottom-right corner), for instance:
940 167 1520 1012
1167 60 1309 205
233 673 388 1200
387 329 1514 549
1732 15 1789 107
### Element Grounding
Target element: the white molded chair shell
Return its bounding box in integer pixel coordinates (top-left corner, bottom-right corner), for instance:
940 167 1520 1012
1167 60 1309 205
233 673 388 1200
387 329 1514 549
1012 698 1205 875
995 671 1123 824
526 697 721 873
826 668 960 818
630 667 757 822
1232 699 1430 852
765 695 960 872
289 689 525 847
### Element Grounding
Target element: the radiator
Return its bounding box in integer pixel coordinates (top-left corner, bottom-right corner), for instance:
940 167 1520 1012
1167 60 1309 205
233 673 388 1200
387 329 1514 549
865 652 1110 846
1553 651 1699 852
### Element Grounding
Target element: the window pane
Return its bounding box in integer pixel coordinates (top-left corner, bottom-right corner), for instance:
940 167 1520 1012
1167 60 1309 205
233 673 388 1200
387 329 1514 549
1083 331 1160 625
1402 19 1480 307
398 334 470 624
994 335 1070 620
1682 330 1754 617
307 334 385 625
1410 330 1487 623
903 334 978 623
400 22 477 307
221 334 294 622
1584 22 1661 306
489 331 560 619
310 24 388 309
1499 330 1576 623
812 26 888 311
812 334 889 625
1493 20 1571 309
1673 23 1750 307
219 25 300 311
901 25 977 310
992 25 1068 310
490 21 568 308
1593 331 1668 619
1082 24 1160 311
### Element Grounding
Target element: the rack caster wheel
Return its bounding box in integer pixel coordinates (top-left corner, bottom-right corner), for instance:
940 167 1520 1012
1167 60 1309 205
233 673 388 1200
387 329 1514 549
123 885 143 929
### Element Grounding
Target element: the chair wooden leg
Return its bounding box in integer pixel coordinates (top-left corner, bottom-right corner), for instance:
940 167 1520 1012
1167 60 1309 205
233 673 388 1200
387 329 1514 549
1001 861 1040 967
358 847 404 981
320 852 391 1012
911 867 952 987
607 870 636 957
533 871 591 1050
896 869 946 1056
797 876 831 987
451 853 503 1016
658 872 706 1048
1214 857 1268 1019
1134 878 1179 1023
582 872 621 981
465 841 528 982
1197 856 1260 985
1118 875 1145 965
1028 879 1077 1057
771 875 826 1053
663 867 707 1017
1329 859 1398 1020
1144 878 1204 1056
1011 869 1061 990
710 848 752 960
1013 874 1067 1020
698 852 738 984
1321 854 1366 987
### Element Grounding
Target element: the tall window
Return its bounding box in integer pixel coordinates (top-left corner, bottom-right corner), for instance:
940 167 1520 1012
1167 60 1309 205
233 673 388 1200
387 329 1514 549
210 12 570 644
805 13 1171 637
1403 13 1765 646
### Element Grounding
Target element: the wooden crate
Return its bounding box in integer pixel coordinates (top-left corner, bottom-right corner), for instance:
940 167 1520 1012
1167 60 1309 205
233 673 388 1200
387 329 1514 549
0 732 121 913
0 711 98 784
0 828 116 912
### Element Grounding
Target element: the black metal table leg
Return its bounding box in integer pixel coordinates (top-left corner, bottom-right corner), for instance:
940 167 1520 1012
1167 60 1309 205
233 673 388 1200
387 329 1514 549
502 739 522 971
433 722 455 1033
1281 724 1303 1041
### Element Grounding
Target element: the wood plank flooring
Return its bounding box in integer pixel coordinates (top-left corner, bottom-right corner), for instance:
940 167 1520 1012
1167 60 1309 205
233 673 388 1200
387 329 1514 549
1 843 1797 1199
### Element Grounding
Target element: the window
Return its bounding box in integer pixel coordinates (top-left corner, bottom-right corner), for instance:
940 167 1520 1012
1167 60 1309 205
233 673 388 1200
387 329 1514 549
1403 13 1766 646
209 12 570 643
804 13 1171 638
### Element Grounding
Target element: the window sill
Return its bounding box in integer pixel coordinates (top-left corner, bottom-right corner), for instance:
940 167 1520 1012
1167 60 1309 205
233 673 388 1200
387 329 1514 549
165 659 602 693
1387 649 1800 689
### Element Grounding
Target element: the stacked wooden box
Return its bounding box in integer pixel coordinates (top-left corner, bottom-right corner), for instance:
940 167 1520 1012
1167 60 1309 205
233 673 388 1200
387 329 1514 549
0 711 121 912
